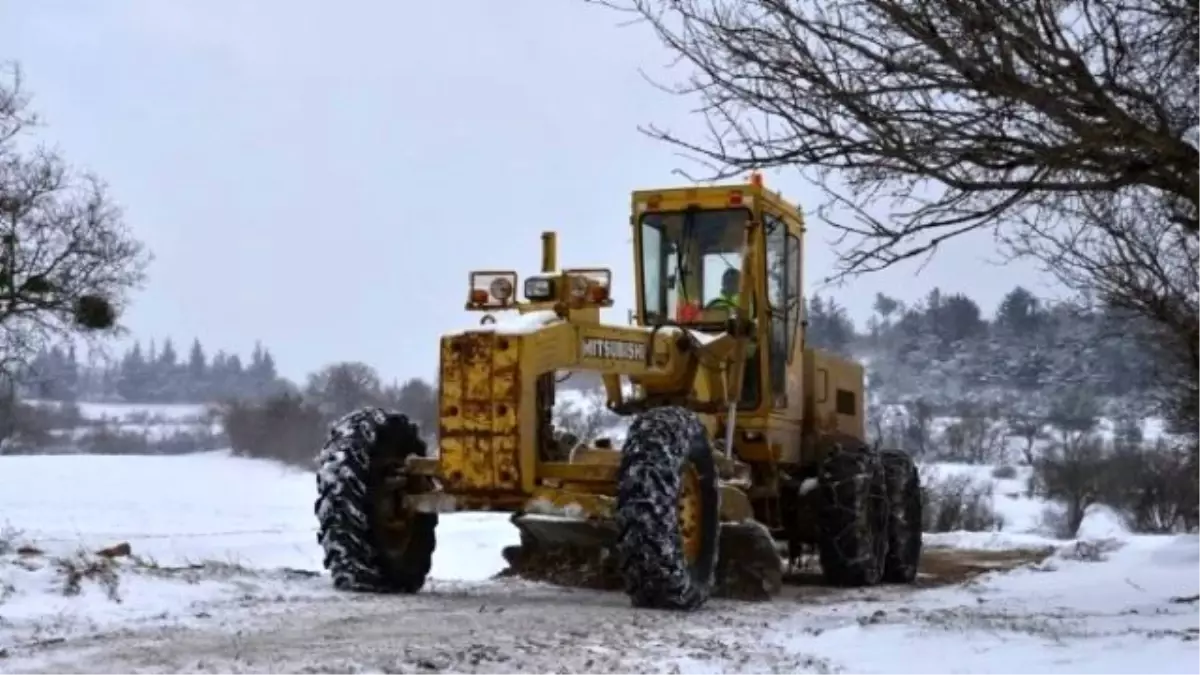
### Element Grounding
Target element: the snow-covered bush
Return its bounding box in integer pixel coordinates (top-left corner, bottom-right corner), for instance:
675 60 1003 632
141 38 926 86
991 464 1018 479
937 402 1007 463
1032 434 1198 537
1031 433 1108 537
0 525 22 555
1098 439 1198 534
219 393 325 467
920 470 1001 532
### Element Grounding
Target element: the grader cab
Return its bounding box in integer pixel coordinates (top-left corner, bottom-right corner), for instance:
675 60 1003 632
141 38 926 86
313 174 923 610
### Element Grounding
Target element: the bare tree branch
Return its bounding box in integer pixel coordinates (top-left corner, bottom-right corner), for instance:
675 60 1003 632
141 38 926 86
1004 187 1198 434
589 0 1197 274
590 0 1198 437
0 62 150 375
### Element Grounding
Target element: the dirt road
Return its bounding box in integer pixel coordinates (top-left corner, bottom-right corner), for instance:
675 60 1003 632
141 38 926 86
3 548 1053 674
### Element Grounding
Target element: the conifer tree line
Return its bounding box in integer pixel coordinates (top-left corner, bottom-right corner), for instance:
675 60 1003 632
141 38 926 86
17 282 1175 433
17 338 288 404
806 286 1178 432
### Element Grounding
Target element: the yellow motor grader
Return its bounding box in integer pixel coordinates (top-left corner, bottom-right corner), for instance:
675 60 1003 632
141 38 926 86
313 174 923 610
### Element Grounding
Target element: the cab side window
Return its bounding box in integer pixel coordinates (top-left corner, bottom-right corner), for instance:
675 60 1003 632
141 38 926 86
763 213 790 407
787 231 801 353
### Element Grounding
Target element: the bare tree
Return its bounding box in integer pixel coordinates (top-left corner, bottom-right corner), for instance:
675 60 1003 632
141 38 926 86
902 398 934 456
1004 412 1047 465
591 0 1196 265
1034 432 1109 537
305 361 385 417
939 402 1007 464
0 371 17 453
591 0 1197 435
384 377 439 440
1007 188 1198 435
0 63 149 372
919 467 1002 532
1105 438 1198 534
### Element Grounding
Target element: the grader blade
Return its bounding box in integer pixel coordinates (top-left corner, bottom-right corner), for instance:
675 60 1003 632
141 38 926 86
501 513 785 601
513 513 618 548
501 513 623 591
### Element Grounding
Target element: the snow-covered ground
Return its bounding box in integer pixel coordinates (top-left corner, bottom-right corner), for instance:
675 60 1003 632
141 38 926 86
25 400 213 424
72 402 212 423
0 449 1195 673
18 400 223 453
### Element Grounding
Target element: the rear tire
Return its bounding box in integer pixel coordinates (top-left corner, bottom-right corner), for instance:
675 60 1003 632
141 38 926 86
816 442 888 587
615 406 720 610
881 448 922 583
315 407 437 593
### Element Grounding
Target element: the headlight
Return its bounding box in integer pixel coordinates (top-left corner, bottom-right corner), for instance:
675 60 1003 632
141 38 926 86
524 276 555 300
568 275 590 300
489 277 514 302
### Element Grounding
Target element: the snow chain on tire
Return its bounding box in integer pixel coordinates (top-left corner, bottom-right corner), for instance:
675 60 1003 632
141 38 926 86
880 448 922 583
816 442 889 587
615 406 720 610
315 407 437 593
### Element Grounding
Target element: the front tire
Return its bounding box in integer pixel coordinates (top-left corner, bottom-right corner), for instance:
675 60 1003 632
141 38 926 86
615 406 720 610
315 408 437 593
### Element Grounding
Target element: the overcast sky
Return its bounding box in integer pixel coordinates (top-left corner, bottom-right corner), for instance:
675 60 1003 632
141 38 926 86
3 0 1061 384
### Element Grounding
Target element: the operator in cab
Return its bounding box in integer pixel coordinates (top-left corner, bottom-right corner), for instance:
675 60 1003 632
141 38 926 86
706 268 741 313
704 266 759 403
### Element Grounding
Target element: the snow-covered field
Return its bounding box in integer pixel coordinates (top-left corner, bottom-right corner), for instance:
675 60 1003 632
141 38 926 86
69 402 212 422
24 401 214 426
0 449 1195 673
18 400 223 450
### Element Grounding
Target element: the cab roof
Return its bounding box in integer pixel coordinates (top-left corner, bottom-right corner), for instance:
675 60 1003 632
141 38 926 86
630 176 805 233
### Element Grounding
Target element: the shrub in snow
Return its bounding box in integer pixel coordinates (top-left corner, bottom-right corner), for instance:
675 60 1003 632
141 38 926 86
991 464 1018 480
1111 414 1145 448
1033 434 1199 538
1003 411 1048 466
1032 434 1109 538
920 470 1002 533
1045 388 1103 436
220 393 326 467
936 402 1008 464
903 399 936 457
0 525 22 555
1056 538 1125 563
54 550 121 601
1037 504 1077 540
1101 439 1198 534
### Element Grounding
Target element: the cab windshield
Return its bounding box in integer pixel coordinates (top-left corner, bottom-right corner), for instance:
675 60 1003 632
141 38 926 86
639 208 752 325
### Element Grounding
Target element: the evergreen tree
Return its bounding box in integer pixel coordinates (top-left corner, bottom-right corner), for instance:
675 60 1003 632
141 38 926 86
806 294 855 356
64 344 79 399
117 342 148 402
159 338 178 370
246 341 280 398
188 339 208 399
995 286 1043 336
